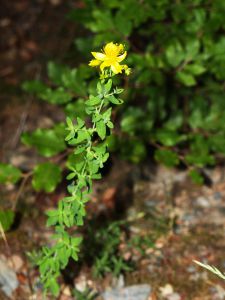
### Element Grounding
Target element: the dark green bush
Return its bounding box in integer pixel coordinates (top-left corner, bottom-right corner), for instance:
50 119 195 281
68 0 225 178
19 0 225 186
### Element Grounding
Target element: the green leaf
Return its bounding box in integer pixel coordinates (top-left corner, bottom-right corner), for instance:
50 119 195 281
49 278 60 297
155 129 186 146
69 129 90 145
46 209 59 226
64 99 86 119
166 41 184 67
184 64 206 75
164 113 183 130
189 109 204 129
121 107 153 135
86 95 101 106
120 139 147 163
62 68 87 97
22 80 47 94
96 120 106 140
40 87 72 104
107 95 123 105
107 121 114 129
176 71 196 86
32 162 62 193
104 79 112 93
185 153 215 167
21 127 66 157
115 11 132 36
185 135 215 167
68 8 92 23
97 82 104 94
0 163 22 184
209 134 225 154
47 61 69 85
155 149 179 167
88 9 114 32
185 39 200 59
189 169 204 185
0 210 15 231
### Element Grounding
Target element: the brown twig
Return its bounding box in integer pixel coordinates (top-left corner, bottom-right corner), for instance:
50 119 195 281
12 171 33 211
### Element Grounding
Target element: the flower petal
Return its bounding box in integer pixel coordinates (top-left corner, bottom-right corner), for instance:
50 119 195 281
117 51 127 62
118 44 124 53
91 52 106 60
104 42 119 56
111 62 123 74
89 59 101 67
100 61 111 72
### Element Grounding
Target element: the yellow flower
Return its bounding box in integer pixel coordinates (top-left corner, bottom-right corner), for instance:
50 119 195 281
89 42 129 75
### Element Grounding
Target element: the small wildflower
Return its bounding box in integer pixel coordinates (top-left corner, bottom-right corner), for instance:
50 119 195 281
89 42 130 75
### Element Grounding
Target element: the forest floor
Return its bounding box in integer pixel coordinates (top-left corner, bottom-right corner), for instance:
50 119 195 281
0 1 225 300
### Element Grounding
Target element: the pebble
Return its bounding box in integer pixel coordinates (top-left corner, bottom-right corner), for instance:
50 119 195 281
62 285 71 296
167 293 181 300
144 200 158 208
102 284 151 300
74 275 87 292
9 255 24 272
160 284 173 297
195 196 210 208
0 258 18 297
116 275 125 289
213 192 222 201
186 266 196 273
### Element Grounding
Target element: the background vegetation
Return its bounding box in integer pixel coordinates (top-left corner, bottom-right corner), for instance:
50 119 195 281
0 0 225 298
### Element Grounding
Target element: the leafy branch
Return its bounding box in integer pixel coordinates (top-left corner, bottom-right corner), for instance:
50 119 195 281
35 74 125 295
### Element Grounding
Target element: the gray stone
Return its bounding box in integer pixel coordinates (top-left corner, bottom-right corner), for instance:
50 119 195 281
0 259 18 297
115 275 125 289
213 192 222 201
102 284 151 300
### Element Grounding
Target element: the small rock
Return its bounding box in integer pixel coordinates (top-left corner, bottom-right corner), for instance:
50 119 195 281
123 251 132 261
167 293 181 300
74 275 87 293
0 258 18 297
145 248 154 255
144 200 157 208
147 265 154 273
62 285 71 296
10 154 27 167
189 270 208 281
160 284 173 297
102 284 151 300
9 255 24 272
195 196 210 208
186 266 196 273
213 192 222 201
112 275 125 289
